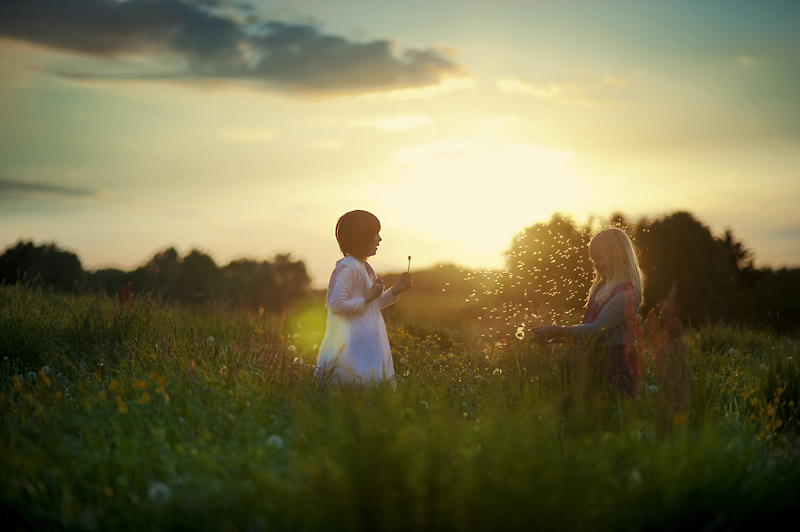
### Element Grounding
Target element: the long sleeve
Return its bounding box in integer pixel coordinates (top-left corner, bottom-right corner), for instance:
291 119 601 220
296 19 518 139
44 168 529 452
564 291 628 343
376 288 399 309
326 262 366 316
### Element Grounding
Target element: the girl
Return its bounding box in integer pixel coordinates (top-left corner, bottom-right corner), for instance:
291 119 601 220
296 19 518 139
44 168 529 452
532 227 645 396
316 210 412 386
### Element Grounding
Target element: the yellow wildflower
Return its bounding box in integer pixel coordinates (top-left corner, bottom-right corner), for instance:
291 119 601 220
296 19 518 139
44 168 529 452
132 380 147 390
137 393 150 405
108 380 120 391
118 402 129 414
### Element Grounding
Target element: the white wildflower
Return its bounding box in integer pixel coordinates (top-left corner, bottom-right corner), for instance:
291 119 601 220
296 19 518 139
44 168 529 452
147 482 172 504
493 368 502 375
266 435 284 450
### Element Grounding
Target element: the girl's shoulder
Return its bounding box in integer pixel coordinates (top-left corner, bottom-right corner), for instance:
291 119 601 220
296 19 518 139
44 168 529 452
335 255 365 273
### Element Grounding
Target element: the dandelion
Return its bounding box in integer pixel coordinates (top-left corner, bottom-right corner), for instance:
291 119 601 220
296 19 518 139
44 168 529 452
108 380 120 391
118 402 129 415
515 326 525 340
647 385 658 394
132 380 147 390
399 357 407 364
26 371 37 382
286 344 297 354
206 336 215 344
147 482 172 505
137 393 150 405
41 366 51 376
729 348 737 355
266 435 284 449
493 368 502 375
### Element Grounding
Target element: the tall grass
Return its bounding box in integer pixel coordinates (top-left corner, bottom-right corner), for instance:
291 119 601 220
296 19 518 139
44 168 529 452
2 284 799 530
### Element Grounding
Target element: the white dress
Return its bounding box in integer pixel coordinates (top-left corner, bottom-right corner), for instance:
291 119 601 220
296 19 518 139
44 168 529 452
316 255 399 386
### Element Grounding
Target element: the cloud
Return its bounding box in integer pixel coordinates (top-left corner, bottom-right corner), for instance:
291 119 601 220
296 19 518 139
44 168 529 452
0 0 466 95
496 77 626 109
0 177 96 198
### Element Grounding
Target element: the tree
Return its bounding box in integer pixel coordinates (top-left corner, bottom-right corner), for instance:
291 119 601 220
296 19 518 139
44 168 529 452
0 241 84 292
504 214 592 315
633 212 737 324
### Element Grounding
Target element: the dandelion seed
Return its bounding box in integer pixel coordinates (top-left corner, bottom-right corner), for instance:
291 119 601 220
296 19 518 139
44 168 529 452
266 435 284 449
147 482 172 505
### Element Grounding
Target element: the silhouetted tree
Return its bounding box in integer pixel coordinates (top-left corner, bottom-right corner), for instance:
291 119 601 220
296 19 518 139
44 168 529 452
504 214 592 315
633 212 737 324
171 249 221 304
0 241 84 292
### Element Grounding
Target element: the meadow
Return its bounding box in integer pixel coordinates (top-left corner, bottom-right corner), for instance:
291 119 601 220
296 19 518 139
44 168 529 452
2 283 800 531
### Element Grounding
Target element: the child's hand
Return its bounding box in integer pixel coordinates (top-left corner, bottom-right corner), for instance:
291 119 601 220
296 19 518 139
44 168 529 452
531 325 558 344
366 278 385 302
391 272 413 296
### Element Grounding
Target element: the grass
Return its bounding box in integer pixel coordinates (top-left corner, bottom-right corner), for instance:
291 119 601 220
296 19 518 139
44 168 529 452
2 283 800 531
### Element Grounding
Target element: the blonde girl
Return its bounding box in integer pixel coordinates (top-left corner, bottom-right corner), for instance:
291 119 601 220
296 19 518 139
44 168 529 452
532 227 645 396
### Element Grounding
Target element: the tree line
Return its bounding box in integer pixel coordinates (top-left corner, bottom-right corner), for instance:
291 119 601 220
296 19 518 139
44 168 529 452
1 210 798 332
503 211 799 334
0 243 310 313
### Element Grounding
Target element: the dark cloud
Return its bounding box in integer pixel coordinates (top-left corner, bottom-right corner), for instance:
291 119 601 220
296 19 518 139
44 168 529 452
0 177 95 198
0 0 464 93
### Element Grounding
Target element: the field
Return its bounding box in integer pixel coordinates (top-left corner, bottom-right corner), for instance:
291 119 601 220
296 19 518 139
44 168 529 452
2 283 800 531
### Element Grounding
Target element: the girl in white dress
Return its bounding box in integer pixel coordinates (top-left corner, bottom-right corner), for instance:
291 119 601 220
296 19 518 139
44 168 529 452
316 210 413 386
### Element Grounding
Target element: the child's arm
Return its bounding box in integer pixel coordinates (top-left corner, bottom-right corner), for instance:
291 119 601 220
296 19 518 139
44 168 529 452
327 263 381 315
532 291 630 344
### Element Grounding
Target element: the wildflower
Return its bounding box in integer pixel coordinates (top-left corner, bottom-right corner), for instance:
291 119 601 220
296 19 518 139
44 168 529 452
38 371 51 387
729 348 737 355
109 380 120 391
137 393 150 405
493 368 502 375
647 385 658 394
399 357 407 364
56 391 64 400
26 371 37 382
41 366 51 376
132 380 147 390
118 402 129 415
286 344 297 354
147 482 172 505
515 326 525 340
266 435 284 450
206 336 215 344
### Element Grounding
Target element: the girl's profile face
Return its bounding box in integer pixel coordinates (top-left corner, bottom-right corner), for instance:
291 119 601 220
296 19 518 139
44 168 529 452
364 232 382 258
590 248 608 280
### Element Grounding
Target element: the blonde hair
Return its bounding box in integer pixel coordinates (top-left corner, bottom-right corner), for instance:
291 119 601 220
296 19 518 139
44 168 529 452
587 228 645 308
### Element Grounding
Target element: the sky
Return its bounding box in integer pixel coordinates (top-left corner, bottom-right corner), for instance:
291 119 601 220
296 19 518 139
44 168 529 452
1 0 799 287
